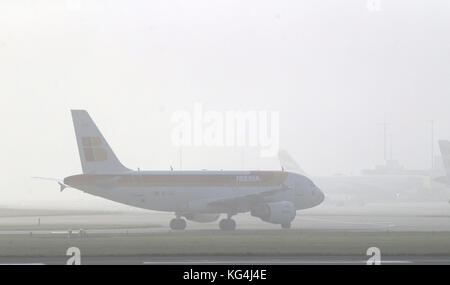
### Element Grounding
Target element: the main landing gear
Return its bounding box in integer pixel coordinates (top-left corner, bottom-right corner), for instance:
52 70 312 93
169 217 186 230
219 214 236 231
281 222 291 229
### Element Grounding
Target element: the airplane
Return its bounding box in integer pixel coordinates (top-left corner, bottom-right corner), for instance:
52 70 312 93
35 110 324 230
435 140 450 186
278 150 443 206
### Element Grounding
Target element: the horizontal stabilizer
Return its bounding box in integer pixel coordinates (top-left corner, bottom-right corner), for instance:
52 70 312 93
32 177 69 192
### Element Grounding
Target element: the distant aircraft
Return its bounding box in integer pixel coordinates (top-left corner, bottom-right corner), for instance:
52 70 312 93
278 150 440 206
435 140 450 186
35 110 324 230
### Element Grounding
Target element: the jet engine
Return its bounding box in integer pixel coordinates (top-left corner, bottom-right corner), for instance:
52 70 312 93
184 213 220 223
250 201 296 225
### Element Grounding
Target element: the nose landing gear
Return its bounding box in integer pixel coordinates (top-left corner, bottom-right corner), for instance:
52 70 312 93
219 218 236 231
219 213 236 231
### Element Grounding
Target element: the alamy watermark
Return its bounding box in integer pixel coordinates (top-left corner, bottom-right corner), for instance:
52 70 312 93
367 0 381 12
66 247 81 265
366 247 381 265
171 103 279 157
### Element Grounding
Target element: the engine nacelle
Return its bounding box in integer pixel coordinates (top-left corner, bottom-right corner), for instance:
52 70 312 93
184 213 220 223
250 201 296 225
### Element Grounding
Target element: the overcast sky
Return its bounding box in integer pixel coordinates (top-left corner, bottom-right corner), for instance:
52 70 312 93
1 0 450 203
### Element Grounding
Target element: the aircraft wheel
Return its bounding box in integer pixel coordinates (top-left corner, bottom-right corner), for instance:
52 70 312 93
281 223 291 229
170 218 186 230
219 218 236 231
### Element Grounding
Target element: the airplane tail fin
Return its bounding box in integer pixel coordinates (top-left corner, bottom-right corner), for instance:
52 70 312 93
71 110 130 174
278 150 308 176
439 140 450 177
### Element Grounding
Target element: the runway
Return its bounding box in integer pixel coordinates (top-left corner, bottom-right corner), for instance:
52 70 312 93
1 214 450 235
1 202 450 235
0 203 449 264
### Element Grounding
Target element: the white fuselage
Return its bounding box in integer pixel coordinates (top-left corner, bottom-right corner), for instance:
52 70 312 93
64 170 324 215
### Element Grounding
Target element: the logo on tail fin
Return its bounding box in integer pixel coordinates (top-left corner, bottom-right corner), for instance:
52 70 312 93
81 136 107 162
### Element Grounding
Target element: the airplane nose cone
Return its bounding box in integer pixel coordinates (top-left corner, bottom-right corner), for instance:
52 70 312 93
315 188 325 206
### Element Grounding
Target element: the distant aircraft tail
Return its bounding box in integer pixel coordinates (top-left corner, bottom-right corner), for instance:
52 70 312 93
278 150 308 176
439 140 450 178
71 110 130 174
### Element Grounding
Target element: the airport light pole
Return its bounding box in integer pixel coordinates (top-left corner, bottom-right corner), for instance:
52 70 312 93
389 133 393 161
381 121 389 163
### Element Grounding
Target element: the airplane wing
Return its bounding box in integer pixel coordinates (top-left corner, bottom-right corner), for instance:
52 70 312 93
206 184 291 210
32 177 69 192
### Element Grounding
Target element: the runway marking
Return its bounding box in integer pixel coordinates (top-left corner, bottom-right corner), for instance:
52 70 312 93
0 263 45 265
142 260 413 265
298 217 395 227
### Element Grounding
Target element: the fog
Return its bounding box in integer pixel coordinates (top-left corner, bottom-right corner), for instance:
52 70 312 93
1 0 450 205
